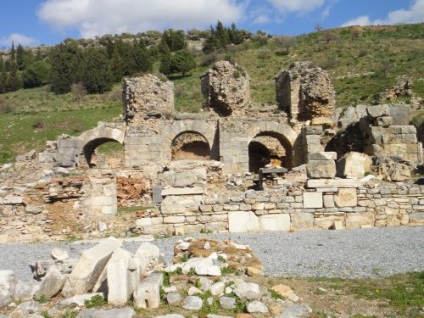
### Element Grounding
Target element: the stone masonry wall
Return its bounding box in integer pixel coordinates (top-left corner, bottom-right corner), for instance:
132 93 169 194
135 179 424 236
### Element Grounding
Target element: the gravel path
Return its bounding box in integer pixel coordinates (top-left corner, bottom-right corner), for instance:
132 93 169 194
1 226 423 282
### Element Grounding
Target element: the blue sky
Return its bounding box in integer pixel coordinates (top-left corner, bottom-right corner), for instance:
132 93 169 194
1 0 423 48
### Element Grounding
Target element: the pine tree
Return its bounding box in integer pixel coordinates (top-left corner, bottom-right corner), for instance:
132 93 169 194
133 39 152 74
80 48 113 94
49 42 82 94
16 44 26 70
22 60 51 88
159 44 172 76
170 50 196 76
215 21 230 48
110 46 124 82
161 29 186 52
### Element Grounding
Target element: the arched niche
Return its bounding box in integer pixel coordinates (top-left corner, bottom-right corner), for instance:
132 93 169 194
82 138 124 168
248 131 293 173
171 131 211 161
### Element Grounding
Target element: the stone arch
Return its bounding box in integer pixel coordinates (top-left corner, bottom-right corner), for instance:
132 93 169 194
247 122 299 171
161 120 217 161
171 131 211 160
77 124 126 167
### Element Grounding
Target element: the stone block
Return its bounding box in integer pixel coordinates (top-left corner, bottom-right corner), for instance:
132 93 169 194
35 267 66 300
62 237 122 297
77 308 136 318
307 160 336 178
133 243 164 278
409 212 424 225
334 188 357 207
163 216 185 224
0 270 16 307
306 178 361 188
107 248 138 306
133 273 163 309
323 195 334 208
161 187 204 196
345 213 375 229
228 212 260 233
306 125 323 135
308 152 337 161
290 213 314 230
234 282 261 300
259 214 290 231
336 152 372 179
303 192 323 208
314 216 345 230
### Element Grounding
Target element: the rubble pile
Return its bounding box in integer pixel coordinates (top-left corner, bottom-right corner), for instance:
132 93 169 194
0 237 312 318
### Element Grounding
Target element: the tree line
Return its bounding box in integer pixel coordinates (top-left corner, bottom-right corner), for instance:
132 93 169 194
0 22 249 96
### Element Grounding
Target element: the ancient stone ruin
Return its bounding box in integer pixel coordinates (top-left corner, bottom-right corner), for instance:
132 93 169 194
1 60 423 243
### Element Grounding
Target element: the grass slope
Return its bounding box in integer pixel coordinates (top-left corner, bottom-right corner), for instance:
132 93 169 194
1 23 424 163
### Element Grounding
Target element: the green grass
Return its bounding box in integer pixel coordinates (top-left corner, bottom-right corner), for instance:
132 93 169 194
0 104 121 163
306 272 424 317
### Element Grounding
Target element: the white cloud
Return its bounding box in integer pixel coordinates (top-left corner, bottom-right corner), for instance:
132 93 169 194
341 0 424 27
321 0 338 18
37 0 246 38
0 33 38 48
253 15 270 24
341 15 372 27
267 0 325 14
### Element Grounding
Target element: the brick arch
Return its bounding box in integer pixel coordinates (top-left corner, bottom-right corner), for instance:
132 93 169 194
77 125 126 167
247 122 299 170
161 120 217 161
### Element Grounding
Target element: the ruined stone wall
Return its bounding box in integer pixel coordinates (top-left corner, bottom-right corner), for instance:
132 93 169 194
134 179 424 236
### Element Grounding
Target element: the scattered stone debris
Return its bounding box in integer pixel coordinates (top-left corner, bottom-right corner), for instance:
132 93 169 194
0 237 313 318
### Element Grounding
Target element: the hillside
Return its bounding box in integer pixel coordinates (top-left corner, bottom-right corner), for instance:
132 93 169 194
1 23 424 164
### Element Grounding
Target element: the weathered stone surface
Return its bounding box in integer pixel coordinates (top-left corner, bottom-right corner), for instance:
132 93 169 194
35 267 66 299
77 308 135 318
219 296 236 310
201 61 250 116
107 248 138 306
210 282 225 296
346 213 375 229
290 213 314 230
280 303 313 318
13 280 37 303
133 243 164 277
247 300 268 313
60 293 104 307
276 61 335 125
0 270 15 307
182 254 221 276
306 179 361 188
307 160 336 179
308 152 337 161
303 192 323 209
336 152 372 179
271 284 294 298
259 214 290 231
182 295 203 310
62 237 122 297
234 282 261 300
122 75 174 123
334 188 357 208
229 211 260 233
133 272 163 309
166 292 182 305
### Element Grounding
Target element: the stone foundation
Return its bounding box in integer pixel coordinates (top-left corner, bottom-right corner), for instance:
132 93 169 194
134 178 424 236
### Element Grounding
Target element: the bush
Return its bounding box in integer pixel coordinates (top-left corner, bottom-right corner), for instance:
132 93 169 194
0 99 15 113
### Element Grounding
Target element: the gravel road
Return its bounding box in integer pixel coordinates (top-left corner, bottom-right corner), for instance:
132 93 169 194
1 226 423 282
